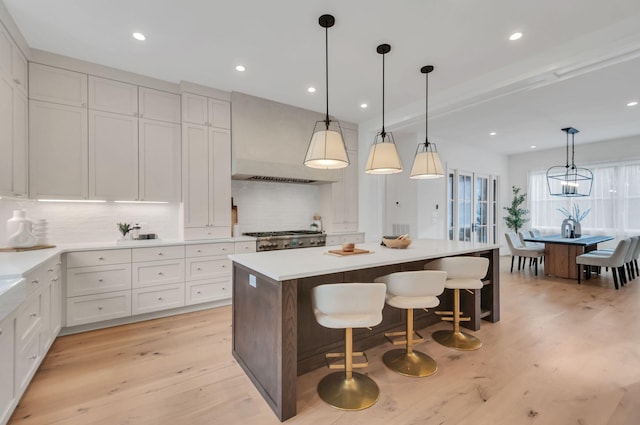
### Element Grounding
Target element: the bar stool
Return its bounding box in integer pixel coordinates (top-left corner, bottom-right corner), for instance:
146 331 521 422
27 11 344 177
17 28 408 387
374 270 447 377
311 283 386 411
424 256 489 351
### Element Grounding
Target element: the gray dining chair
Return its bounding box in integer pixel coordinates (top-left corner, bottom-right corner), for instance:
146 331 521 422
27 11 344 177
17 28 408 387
576 238 631 289
505 232 545 275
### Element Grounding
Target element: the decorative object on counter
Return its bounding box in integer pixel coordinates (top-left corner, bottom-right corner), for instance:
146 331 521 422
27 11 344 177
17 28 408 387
32 219 49 245
0 244 56 252
311 213 323 232
304 14 349 170
7 221 37 248
381 234 412 249
557 204 590 238
326 247 371 256
117 222 132 240
503 185 529 235
546 127 593 197
342 242 355 252
410 65 444 179
130 223 141 240
365 43 403 174
6 209 33 240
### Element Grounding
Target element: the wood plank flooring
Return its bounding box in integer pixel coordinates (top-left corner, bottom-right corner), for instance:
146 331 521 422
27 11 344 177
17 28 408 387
9 257 640 425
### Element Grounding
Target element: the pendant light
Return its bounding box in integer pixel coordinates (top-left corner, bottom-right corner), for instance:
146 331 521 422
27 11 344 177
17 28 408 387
410 65 444 179
304 14 349 170
365 44 403 174
546 127 593 196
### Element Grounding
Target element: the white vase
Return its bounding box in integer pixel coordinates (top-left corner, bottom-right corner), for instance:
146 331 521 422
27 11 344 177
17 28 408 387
7 209 32 238
8 221 37 248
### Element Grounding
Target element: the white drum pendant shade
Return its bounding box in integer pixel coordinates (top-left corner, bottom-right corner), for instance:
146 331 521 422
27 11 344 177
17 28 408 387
304 123 349 169
365 139 403 174
410 149 443 179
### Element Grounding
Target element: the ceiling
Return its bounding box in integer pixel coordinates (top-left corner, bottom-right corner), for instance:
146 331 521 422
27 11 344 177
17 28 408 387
3 0 640 155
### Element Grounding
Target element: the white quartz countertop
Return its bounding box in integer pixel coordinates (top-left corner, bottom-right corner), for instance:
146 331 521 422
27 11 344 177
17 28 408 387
0 236 256 279
229 239 499 281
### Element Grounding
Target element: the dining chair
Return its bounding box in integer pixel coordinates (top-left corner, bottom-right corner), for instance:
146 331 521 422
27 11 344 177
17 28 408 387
576 238 631 289
505 232 545 275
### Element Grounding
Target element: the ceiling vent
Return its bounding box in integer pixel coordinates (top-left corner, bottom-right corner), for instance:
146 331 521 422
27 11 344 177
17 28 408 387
246 176 317 184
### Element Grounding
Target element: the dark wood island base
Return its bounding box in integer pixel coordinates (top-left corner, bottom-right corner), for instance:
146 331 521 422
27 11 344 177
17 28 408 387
231 242 500 421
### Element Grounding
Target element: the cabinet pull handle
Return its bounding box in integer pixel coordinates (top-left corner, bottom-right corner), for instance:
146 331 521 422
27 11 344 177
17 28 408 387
98 257 105 260
157 297 163 301
158 252 164 256
221 247 226 251
196 291 201 294
30 313 37 317
196 267 202 271
29 355 37 360
98 306 103 310
98 279 104 282
196 249 202 253
158 272 164 275
32 279 39 284
13 78 21 85
48 268 54 272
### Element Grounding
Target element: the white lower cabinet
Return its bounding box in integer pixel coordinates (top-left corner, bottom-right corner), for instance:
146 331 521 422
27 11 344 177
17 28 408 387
0 313 16 425
132 259 184 288
186 276 230 305
326 233 365 246
66 291 132 327
66 263 132 296
132 283 185 315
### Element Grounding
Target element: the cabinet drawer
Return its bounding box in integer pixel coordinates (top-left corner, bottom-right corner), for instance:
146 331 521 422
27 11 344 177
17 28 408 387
183 226 230 241
66 264 132 297
67 249 131 268
186 278 231 305
186 243 233 257
16 293 42 344
66 291 131 327
186 257 231 280
132 283 185 315
132 245 185 262
234 241 256 253
341 234 364 244
325 236 340 246
132 259 184 288
15 331 41 393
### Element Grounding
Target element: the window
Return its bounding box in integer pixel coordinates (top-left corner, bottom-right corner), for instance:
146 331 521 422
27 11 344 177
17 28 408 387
528 160 640 239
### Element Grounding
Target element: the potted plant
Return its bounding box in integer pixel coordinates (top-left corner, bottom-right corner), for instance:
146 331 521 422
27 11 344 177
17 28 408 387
503 185 529 235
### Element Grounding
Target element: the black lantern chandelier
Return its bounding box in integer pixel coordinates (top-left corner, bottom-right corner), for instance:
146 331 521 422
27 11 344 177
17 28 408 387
304 14 349 169
546 127 593 197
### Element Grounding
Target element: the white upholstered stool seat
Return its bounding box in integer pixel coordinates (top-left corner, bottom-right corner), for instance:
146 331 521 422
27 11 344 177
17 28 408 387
375 270 447 377
311 283 386 411
425 256 489 351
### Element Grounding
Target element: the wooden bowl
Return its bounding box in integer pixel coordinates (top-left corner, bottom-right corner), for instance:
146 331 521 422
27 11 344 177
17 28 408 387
382 237 412 249
342 242 355 252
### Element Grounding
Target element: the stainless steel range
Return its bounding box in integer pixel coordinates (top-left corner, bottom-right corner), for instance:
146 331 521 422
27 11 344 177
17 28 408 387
243 230 326 251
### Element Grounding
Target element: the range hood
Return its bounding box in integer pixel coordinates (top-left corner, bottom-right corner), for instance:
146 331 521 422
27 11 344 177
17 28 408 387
231 92 341 184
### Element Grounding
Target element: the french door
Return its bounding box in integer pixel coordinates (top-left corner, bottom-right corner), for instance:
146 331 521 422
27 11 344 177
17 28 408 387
448 170 499 243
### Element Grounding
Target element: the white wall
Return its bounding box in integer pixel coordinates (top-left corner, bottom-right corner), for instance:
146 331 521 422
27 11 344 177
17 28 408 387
231 180 321 233
0 199 179 245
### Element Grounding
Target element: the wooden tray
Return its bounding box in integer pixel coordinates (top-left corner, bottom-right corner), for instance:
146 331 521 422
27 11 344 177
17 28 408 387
0 244 56 252
327 248 371 256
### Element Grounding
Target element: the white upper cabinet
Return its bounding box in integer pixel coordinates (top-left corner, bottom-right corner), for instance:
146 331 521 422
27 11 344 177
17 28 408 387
139 87 180 123
29 100 88 199
29 63 87 107
0 24 27 95
210 128 231 227
89 110 139 200
139 119 181 202
182 93 230 129
183 123 210 227
88 76 138 115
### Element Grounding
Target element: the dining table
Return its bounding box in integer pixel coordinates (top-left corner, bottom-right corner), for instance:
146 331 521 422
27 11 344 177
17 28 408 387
523 234 614 279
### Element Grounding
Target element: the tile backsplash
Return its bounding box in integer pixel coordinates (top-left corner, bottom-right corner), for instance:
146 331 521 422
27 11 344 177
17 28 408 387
0 199 179 245
231 180 321 233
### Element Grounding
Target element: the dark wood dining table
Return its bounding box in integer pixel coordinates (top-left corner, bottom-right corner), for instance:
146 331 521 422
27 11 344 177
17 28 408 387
523 234 614 279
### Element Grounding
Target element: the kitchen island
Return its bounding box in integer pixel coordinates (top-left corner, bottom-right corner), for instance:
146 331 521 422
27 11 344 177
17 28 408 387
229 239 500 421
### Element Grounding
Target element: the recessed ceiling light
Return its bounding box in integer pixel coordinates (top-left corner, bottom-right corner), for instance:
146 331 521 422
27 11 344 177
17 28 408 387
360 103 368 109
132 32 146 41
307 87 316 93
235 65 246 72
489 132 497 136
509 32 523 41
628 101 638 107
530 145 537 149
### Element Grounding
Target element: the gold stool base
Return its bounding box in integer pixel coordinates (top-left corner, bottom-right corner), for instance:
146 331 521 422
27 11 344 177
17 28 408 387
382 349 438 377
432 330 482 351
317 371 380 411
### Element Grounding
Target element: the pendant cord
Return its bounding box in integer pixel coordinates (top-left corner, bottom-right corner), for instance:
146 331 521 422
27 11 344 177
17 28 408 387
381 52 386 137
565 131 569 168
425 72 429 147
324 25 330 128
571 132 575 168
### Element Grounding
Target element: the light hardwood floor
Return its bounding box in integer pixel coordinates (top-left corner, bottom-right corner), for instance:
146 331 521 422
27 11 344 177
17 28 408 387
9 257 640 425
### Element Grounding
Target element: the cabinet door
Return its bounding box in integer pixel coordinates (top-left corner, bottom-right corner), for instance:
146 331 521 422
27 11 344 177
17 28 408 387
208 98 231 129
210 128 231 228
0 314 15 423
139 87 180 123
0 76 12 196
88 76 138 115
0 26 10 78
183 124 210 227
11 47 28 95
181 93 208 125
29 63 87 107
139 119 181 202
12 89 28 197
89 110 139 200
29 100 88 199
